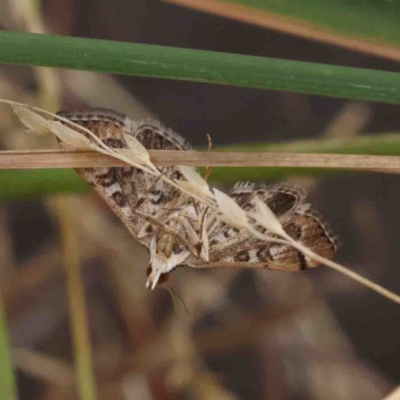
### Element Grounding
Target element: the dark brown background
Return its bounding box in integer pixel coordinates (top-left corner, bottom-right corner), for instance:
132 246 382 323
2 0 400 399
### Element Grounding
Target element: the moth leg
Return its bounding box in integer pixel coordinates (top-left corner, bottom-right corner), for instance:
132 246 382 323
170 207 210 262
137 207 170 240
167 213 202 258
134 210 198 258
199 210 209 261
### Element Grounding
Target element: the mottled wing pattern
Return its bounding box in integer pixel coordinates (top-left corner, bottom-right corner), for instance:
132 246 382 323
187 182 337 271
56 108 337 280
56 108 191 247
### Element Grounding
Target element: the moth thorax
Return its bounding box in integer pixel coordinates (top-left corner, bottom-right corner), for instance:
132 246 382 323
156 233 174 258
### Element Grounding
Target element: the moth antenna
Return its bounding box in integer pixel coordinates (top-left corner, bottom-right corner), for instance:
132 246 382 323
161 284 191 316
161 285 178 317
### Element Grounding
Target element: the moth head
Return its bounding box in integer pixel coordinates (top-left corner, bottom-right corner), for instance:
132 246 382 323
146 264 170 290
146 252 170 290
146 237 188 290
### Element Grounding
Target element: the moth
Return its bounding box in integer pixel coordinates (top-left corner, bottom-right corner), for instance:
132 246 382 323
57 109 337 289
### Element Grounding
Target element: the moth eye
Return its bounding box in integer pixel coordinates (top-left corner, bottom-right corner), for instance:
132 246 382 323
158 273 170 284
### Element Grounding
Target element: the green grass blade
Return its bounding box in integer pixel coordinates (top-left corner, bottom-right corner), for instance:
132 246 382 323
223 132 400 155
225 0 400 47
2 32 400 104
0 170 89 199
0 298 17 400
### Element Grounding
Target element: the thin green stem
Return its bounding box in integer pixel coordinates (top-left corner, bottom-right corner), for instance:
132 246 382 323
0 297 17 400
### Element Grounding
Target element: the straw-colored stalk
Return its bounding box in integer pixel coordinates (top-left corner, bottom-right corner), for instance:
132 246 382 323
1 149 400 173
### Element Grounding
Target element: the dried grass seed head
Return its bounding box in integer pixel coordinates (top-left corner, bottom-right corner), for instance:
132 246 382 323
122 132 156 169
214 188 249 230
48 121 92 150
177 165 214 200
12 104 51 136
253 196 286 237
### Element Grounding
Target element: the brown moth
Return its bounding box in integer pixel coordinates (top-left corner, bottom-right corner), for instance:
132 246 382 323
57 109 338 289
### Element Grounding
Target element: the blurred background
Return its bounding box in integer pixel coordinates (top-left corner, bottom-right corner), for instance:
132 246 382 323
1 0 400 399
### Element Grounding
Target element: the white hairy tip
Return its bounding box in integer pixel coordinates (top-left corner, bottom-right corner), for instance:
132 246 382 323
254 196 285 236
48 121 92 149
12 105 50 136
214 188 249 230
178 165 213 199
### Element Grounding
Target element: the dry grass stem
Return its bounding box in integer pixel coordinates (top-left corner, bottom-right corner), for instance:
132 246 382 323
1 149 400 172
55 198 98 400
12 348 74 388
383 386 400 400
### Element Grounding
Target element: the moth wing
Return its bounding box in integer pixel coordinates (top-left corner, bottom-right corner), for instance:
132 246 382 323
56 109 190 247
200 182 304 254
186 183 337 271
